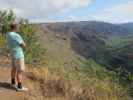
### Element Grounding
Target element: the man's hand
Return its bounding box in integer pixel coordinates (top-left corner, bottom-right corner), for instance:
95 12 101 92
20 42 26 49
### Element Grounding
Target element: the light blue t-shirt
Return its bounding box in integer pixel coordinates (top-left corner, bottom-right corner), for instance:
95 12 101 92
6 32 25 59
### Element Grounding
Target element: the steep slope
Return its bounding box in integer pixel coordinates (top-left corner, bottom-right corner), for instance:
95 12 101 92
120 23 133 32
0 56 130 100
33 26 131 99
36 21 133 73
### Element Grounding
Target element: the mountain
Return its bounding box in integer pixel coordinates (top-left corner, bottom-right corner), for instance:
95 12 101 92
120 23 133 32
35 21 133 99
37 21 133 39
36 21 133 73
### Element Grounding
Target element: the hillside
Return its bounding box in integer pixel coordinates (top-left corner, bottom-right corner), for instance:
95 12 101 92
37 21 133 38
120 23 133 32
0 56 131 100
36 21 133 72
35 21 133 99
0 20 133 100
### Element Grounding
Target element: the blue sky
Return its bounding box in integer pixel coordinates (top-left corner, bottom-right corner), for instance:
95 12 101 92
0 0 133 23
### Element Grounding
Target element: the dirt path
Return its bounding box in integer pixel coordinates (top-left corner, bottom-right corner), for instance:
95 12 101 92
0 56 37 100
0 67 28 100
0 56 68 100
0 56 97 100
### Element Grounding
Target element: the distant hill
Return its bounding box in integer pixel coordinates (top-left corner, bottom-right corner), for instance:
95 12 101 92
37 21 133 39
120 23 133 32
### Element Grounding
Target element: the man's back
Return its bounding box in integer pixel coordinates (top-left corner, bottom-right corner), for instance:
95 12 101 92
6 32 24 59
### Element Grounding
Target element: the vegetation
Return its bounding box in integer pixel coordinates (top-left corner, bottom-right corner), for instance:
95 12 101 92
0 10 132 99
18 20 46 66
0 10 46 66
106 36 133 49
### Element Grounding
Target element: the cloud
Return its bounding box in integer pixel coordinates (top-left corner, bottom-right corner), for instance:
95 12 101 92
0 0 92 22
51 0 133 23
0 0 132 23
106 1 133 16
94 1 133 23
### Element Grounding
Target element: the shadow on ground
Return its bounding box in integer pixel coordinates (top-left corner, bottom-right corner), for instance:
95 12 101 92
0 82 15 91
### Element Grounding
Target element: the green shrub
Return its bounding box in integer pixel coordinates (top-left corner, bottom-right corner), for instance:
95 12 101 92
0 10 46 66
18 20 47 66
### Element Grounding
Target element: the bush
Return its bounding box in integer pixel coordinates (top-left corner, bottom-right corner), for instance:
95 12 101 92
18 20 47 66
0 10 46 66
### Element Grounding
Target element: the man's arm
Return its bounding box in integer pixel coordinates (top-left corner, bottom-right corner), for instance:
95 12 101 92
15 34 26 49
20 42 26 49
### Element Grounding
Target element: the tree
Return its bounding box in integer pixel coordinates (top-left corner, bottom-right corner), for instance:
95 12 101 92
0 10 15 35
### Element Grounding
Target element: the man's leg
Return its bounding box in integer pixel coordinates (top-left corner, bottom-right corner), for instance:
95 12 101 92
11 67 17 85
16 70 23 88
11 59 17 85
16 58 28 91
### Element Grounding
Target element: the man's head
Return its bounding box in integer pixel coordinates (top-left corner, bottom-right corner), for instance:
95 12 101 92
10 24 17 32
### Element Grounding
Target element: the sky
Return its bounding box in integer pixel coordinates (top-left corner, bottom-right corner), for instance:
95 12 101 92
0 0 133 23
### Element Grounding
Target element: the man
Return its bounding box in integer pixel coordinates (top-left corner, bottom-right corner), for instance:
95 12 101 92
6 24 28 91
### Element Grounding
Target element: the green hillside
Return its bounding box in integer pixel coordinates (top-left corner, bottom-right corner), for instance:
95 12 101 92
36 24 132 99
107 35 133 49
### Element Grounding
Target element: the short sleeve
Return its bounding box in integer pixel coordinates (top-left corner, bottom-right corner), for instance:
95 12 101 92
15 34 24 45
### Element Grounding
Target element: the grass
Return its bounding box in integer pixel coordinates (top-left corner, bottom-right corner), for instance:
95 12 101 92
27 63 129 100
106 36 133 49
0 11 131 99
0 24 131 99
33 30 131 100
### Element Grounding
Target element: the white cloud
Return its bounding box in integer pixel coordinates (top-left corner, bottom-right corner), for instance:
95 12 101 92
106 1 133 16
52 0 133 23
59 14 96 22
95 1 133 23
0 0 92 22
0 0 132 23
